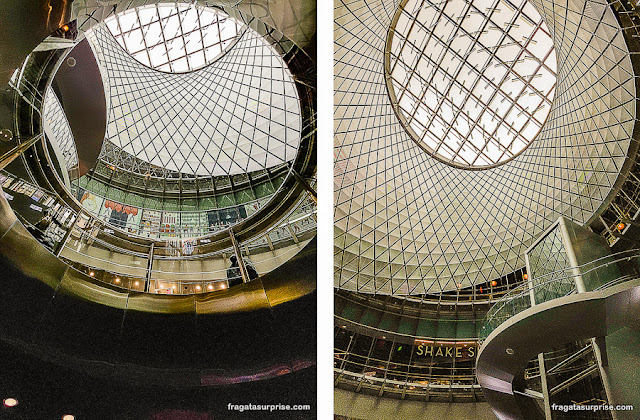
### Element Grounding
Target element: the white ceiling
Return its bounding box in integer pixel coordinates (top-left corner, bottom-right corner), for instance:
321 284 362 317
86 14 301 177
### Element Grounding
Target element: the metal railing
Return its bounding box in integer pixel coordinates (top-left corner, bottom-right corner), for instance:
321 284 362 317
55 205 316 294
70 188 274 239
333 369 482 399
333 354 478 387
333 341 482 400
333 325 482 400
479 249 640 340
4 172 316 294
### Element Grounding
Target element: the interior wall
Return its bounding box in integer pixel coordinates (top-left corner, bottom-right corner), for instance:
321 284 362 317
603 326 640 420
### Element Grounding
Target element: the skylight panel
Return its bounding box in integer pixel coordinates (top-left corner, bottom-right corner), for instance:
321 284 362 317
104 3 240 73
386 0 557 168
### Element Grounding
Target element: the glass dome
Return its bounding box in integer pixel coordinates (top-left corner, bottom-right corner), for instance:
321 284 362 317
91 7 301 177
386 0 557 169
40 2 306 240
104 3 241 73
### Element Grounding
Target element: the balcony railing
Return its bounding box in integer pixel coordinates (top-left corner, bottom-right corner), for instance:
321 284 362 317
4 170 316 294
479 249 640 340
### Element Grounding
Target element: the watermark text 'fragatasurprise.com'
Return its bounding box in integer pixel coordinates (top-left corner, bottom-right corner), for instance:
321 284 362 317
227 403 311 413
551 402 633 413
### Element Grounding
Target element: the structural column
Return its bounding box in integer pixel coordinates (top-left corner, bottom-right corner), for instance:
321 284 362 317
144 242 154 293
525 254 553 420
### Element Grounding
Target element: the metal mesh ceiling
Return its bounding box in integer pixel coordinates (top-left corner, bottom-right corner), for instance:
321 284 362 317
43 87 78 171
334 0 636 295
86 19 301 177
104 3 240 73
386 0 557 168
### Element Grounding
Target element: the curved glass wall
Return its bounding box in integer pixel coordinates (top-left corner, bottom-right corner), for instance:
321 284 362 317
335 328 482 400
333 0 640 411
38 1 305 241
334 290 487 400
42 85 295 240
73 161 289 240
43 87 78 173
335 0 636 295
2 167 315 294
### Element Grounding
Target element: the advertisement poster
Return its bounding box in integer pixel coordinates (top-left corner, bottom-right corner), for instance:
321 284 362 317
139 209 161 237
103 199 141 232
79 191 104 215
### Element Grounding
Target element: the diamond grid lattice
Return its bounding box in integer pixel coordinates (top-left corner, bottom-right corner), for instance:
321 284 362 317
43 87 79 170
334 0 636 295
387 0 557 168
97 141 176 178
86 21 301 177
527 224 574 302
104 3 240 73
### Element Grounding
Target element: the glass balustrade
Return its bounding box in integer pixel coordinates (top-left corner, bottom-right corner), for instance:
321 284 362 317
480 249 640 340
1 170 316 295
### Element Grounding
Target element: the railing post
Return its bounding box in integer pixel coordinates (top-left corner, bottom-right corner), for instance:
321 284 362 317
591 336 617 419
229 229 249 283
0 134 42 171
558 217 586 293
537 353 553 420
286 224 299 243
144 242 154 292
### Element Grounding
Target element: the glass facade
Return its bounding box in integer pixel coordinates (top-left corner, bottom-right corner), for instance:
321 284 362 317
43 87 78 172
527 224 575 302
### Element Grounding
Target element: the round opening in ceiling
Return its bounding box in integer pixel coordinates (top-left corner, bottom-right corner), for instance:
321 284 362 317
86 5 302 178
37 2 308 241
385 0 557 169
104 3 241 73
